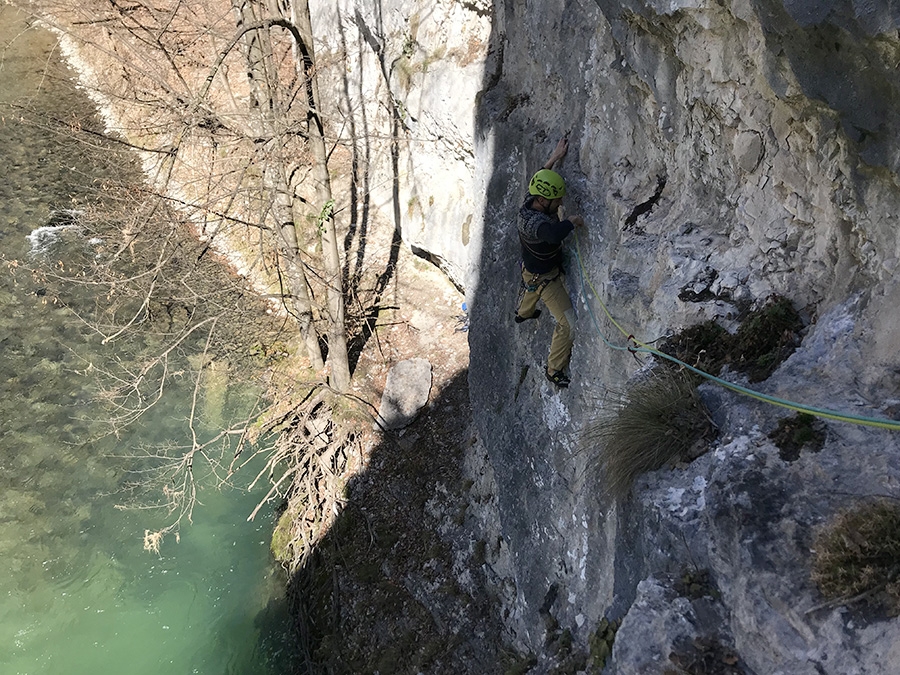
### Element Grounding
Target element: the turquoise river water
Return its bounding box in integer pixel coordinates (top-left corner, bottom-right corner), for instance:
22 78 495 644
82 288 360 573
0 8 294 674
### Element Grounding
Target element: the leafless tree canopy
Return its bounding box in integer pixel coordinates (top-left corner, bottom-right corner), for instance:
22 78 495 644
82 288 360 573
21 0 352 385
8 0 389 549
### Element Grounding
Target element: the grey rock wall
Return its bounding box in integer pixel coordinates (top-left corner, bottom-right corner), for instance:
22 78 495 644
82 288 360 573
310 0 492 288
466 1 900 671
313 0 900 671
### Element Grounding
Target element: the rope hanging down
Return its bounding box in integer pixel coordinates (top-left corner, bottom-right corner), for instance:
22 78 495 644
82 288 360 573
573 232 900 431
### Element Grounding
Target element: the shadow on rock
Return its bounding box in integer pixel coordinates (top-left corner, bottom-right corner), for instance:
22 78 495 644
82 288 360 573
283 370 507 675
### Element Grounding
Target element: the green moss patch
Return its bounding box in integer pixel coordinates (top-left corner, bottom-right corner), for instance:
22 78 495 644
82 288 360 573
503 652 537 675
675 568 719 601
270 502 299 563
588 617 620 673
666 635 743 674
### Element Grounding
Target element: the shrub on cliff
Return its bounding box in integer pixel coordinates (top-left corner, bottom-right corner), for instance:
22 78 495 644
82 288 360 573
658 295 803 383
812 499 900 615
584 369 714 499
730 295 803 382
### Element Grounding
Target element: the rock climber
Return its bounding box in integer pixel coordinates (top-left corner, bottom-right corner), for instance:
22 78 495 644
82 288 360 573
515 136 586 389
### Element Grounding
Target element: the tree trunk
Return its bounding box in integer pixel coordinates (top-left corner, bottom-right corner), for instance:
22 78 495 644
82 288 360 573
291 0 352 393
231 0 325 371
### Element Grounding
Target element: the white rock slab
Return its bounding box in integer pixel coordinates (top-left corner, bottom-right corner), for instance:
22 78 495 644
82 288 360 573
375 358 433 431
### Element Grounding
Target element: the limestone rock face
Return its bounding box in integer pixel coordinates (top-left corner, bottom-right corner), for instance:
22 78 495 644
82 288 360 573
310 0 491 288
310 0 900 670
375 357 433 430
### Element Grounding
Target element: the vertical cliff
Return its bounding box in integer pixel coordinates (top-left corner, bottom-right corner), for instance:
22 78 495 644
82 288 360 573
473 2 900 672
311 0 900 671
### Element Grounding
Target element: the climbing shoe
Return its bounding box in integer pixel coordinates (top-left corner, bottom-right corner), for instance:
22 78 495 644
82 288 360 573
515 309 541 324
546 369 570 388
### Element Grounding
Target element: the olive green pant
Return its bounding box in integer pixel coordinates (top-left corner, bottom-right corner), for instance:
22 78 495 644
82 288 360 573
517 267 575 374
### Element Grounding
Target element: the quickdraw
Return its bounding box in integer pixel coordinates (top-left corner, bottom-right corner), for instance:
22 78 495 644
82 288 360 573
626 334 644 364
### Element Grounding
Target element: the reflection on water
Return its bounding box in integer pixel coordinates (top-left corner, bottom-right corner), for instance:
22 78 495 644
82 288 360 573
0 7 294 674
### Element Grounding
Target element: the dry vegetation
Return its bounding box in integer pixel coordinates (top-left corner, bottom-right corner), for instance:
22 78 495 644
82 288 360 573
13 0 405 548
660 295 803 382
583 295 806 500
583 368 714 499
26 0 355 336
812 499 900 616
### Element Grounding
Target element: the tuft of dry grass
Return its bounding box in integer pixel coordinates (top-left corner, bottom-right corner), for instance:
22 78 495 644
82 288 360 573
812 498 900 615
583 369 714 499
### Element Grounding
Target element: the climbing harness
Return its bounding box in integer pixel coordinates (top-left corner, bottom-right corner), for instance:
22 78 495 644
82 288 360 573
522 266 561 294
573 231 900 431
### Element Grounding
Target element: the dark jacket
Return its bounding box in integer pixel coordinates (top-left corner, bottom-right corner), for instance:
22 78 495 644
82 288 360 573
517 195 575 274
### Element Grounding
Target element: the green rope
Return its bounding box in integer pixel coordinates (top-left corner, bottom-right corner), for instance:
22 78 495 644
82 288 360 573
573 231 900 431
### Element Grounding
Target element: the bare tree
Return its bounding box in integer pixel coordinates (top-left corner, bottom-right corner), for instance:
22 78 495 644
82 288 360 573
8 0 371 549
291 0 351 392
227 0 351 390
20 0 351 381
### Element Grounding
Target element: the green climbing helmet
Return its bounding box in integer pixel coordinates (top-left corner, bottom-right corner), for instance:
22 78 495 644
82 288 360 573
529 169 566 200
